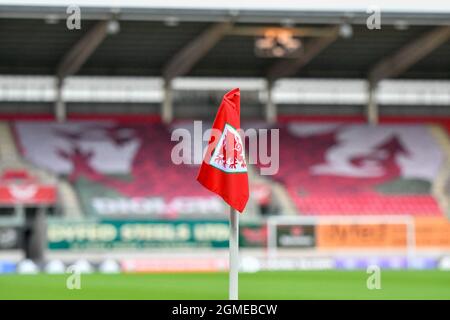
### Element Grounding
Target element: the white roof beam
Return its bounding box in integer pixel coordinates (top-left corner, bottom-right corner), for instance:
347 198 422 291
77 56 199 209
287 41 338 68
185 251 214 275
368 26 450 84
162 21 233 81
56 20 111 80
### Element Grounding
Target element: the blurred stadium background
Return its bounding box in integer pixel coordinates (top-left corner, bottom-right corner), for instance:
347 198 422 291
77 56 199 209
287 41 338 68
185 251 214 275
0 0 449 299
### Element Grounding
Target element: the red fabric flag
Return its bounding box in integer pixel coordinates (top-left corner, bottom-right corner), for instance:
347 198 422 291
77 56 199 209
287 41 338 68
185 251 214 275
197 88 249 213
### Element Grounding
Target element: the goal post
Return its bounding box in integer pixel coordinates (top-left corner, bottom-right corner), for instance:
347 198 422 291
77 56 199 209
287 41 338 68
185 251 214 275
267 215 416 266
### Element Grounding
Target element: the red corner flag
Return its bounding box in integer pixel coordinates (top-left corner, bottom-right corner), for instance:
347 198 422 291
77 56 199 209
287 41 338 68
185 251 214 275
197 88 249 213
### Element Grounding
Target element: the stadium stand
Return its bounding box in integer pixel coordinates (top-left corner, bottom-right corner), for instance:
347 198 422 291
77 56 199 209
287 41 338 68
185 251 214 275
13 120 224 217
260 120 449 216
7 117 449 218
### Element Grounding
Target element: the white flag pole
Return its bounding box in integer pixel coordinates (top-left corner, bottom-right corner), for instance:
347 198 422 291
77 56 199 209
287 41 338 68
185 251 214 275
229 205 239 300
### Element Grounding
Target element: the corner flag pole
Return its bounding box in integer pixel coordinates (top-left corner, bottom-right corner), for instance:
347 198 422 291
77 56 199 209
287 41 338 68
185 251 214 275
196 88 247 300
229 205 239 300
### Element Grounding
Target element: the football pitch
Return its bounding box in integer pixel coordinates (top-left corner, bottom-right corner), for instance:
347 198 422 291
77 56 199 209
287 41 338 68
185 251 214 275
0 271 449 300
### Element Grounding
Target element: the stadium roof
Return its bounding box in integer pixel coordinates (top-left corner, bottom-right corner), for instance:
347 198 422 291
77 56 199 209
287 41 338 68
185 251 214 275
2 0 450 23
0 0 449 80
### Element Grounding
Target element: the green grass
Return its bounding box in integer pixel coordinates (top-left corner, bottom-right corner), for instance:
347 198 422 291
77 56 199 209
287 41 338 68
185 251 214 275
0 271 449 300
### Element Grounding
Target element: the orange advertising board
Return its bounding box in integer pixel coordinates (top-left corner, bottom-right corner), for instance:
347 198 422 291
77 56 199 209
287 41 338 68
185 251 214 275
415 217 450 248
317 223 407 248
317 217 450 249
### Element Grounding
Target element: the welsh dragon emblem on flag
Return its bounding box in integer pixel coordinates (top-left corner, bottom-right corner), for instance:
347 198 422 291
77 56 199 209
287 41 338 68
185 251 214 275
210 123 247 173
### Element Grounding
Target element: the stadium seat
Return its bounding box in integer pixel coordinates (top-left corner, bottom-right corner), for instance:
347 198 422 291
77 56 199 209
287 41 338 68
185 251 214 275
260 121 447 216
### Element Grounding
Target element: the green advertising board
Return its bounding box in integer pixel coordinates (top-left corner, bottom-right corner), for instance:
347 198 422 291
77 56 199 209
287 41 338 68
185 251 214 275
48 220 230 250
